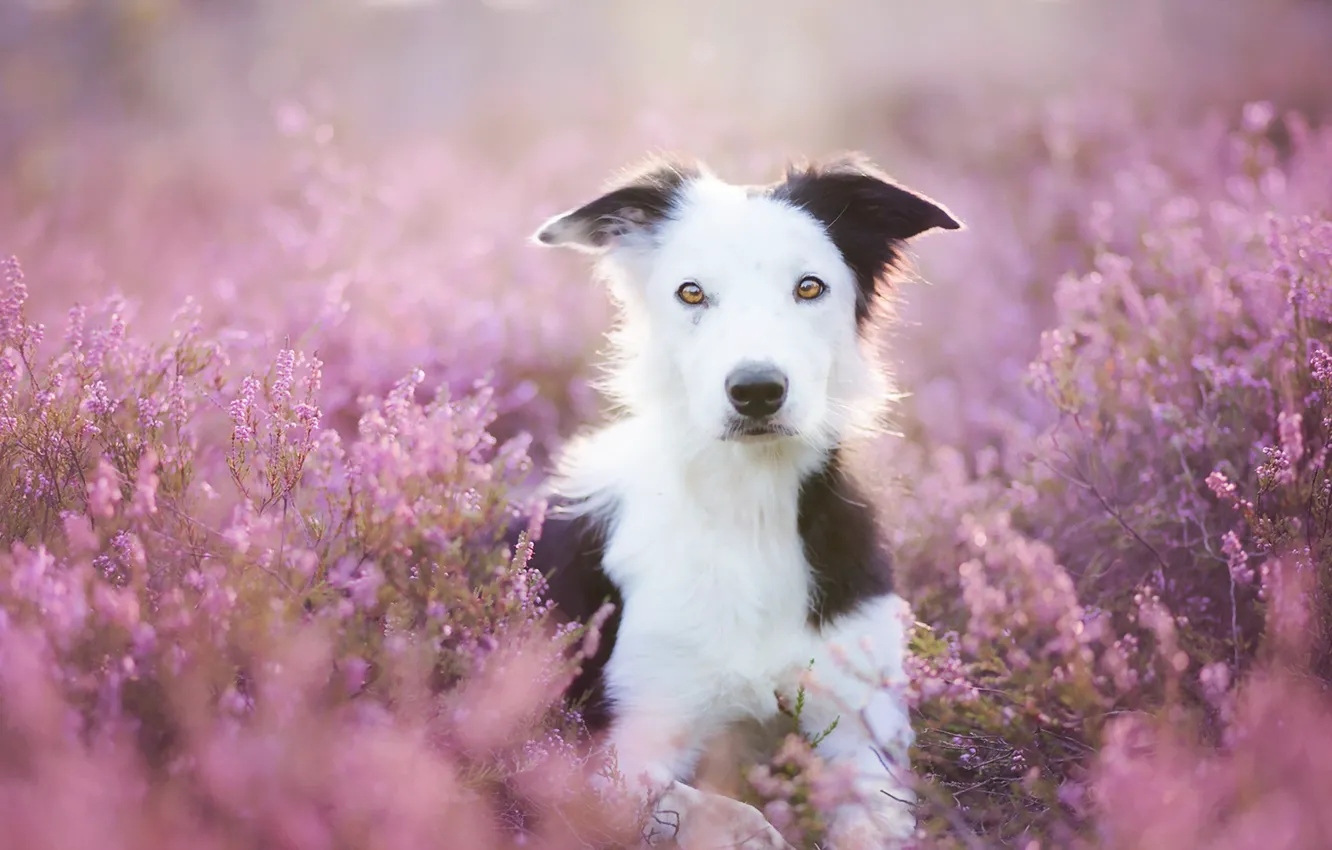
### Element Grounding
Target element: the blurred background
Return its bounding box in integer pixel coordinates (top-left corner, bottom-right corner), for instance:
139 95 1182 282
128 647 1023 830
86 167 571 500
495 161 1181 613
3 0 1332 451
5 0 1332 152
4 0 1332 169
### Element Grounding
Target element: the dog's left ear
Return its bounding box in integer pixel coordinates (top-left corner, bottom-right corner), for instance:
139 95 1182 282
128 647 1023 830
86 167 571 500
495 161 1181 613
777 154 961 241
774 154 961 320
532 160 700 254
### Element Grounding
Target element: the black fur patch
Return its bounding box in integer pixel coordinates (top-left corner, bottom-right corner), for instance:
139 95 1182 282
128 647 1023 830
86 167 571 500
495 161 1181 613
797 448 894 628
519 499 622 733
538 159 700 250
771 155 960 326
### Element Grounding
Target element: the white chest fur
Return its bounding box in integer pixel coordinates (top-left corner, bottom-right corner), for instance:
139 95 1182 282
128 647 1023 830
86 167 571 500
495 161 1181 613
604 468 817 723
553 418 918 845
553 418 834 779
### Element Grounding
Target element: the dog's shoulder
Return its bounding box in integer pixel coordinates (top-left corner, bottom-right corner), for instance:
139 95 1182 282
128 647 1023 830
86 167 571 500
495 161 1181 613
526 495 618 610
514 422 634 732
798 446 895 628
510 494 623 732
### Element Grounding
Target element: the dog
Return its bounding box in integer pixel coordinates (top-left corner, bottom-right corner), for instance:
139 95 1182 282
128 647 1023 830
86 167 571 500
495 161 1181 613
522 153 960 848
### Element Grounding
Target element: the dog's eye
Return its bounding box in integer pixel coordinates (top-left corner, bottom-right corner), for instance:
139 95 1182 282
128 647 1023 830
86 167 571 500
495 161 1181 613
676 282 706 305
795 276 826 301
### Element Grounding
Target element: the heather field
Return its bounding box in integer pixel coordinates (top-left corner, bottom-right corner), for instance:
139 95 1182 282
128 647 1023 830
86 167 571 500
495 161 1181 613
3 1 1332 848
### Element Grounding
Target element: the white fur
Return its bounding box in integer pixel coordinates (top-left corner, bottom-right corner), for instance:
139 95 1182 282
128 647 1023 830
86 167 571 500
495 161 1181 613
583 176 889 448
536 169 917 847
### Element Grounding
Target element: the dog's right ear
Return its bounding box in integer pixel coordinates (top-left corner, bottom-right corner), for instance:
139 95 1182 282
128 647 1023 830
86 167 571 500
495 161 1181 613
532 160 699 254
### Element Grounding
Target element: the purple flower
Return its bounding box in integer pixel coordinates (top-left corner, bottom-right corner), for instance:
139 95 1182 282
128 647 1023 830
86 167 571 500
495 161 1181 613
229 375 261 444
87 458 123 519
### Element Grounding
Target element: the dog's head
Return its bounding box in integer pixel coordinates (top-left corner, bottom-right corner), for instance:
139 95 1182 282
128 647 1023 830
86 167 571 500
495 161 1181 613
534 155 960 451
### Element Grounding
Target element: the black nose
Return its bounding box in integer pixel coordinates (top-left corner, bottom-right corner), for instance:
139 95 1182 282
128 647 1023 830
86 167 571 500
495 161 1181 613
725 364 788 418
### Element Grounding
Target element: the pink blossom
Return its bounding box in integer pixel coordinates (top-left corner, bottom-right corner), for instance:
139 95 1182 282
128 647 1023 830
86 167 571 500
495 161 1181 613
87 458 123 519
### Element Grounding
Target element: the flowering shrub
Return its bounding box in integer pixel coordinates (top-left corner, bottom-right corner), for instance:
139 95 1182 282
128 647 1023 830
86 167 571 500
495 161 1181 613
875 105 1332 846
4 32 1332 850
0 251 648 847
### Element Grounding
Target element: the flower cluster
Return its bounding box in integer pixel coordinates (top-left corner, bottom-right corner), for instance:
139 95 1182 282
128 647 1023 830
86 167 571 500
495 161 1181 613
0 249 638 847
876 100 1332 845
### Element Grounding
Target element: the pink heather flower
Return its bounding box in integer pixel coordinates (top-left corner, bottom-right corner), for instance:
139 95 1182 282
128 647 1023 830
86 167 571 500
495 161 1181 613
1312 346 1332 386
93 583 141 630
904 625 978 707
579 601 616 661
1257 445 1293 486
342 657 369 696
61 512 99 556
169 296 203 337
164 643 187 675
1259 555 1315 659
137 395 165 432
10 543 55 600
1221 530 1253 584
1101 639 1141 694
167 374 189 428
329 557 385 610
1312 347 1332 430
1277 410 1304 464
1088 200 1115 244
87 458 123 519
65 304 87 357
9 546 91 646
129 448 160 517
0 353 17 433
290 549 319 580
222 505 256 555
304 353 323 394
131 623 157 657
271 348 296 410
0 255 27 344
1205 470 1237 502
219 686 251 717
747 764 794 800
957 558 1007 646
112 530 147 575
84 380 114 417
1134 589 1167 633
348 566 385 609
293 401 321 432
1198 661 1231 707
229 375 261 443
84 296 128 373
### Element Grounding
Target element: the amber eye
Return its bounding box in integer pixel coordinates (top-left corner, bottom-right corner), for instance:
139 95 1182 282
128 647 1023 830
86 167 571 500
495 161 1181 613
795 276 826 300
676 282 706 305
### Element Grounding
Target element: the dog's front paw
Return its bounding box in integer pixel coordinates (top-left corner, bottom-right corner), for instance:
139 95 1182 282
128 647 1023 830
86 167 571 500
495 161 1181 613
645 781 793 849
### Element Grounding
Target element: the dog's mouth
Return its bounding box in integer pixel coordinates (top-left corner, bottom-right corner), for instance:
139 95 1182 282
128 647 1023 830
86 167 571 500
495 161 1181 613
722 419 797 441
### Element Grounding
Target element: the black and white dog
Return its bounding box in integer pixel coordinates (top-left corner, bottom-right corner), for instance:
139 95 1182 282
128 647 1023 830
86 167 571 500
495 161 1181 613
525 155 959 848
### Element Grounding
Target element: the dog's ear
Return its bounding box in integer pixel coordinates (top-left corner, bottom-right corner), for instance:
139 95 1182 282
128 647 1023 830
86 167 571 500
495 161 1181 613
773 154 961 321
777 153 961 241
532 160 700 254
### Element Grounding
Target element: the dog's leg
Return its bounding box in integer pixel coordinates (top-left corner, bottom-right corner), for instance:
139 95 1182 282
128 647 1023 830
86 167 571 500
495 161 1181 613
598 710 792 849
598 707 702 795
795 593 917 849
650 780 794 849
